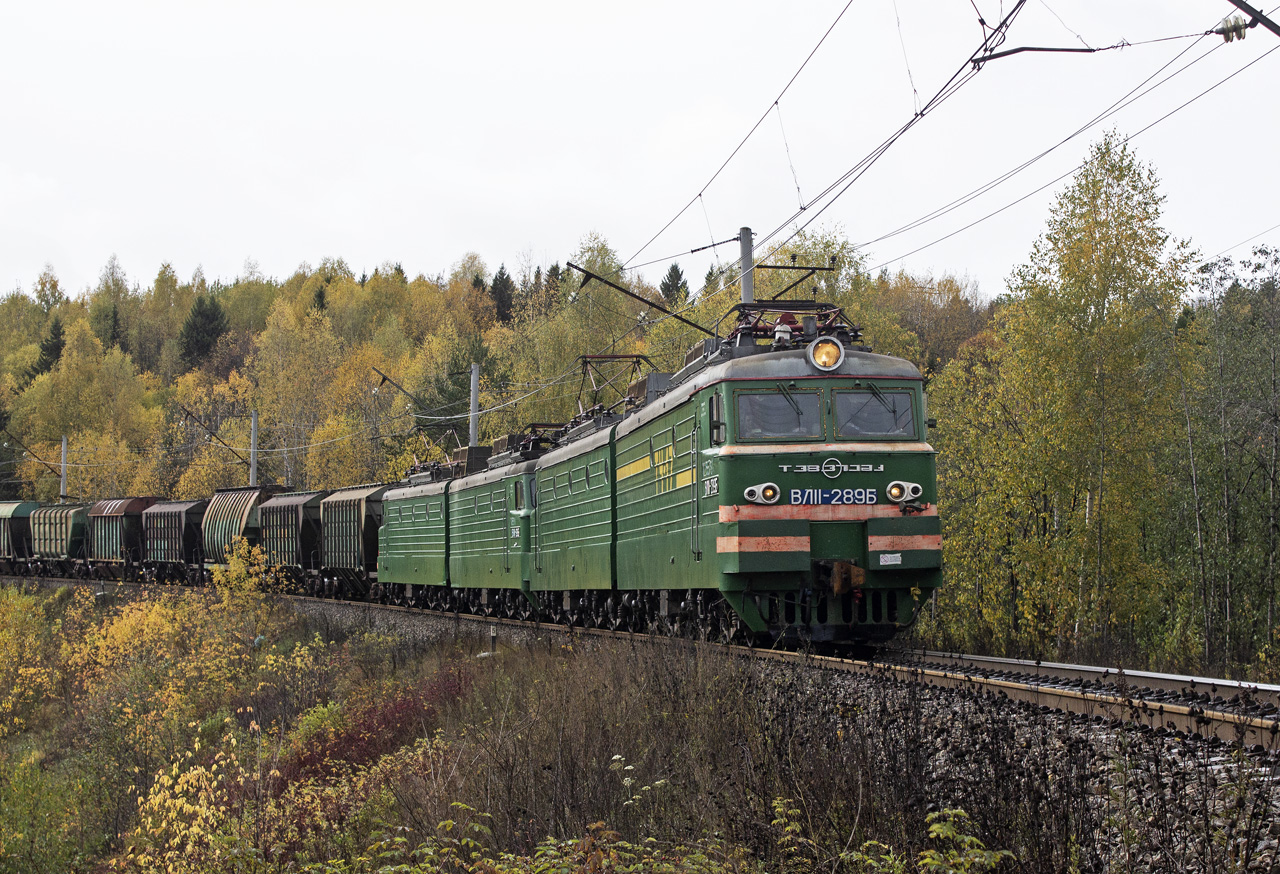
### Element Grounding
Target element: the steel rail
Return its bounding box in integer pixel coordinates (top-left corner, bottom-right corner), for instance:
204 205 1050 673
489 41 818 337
898 649 1280 708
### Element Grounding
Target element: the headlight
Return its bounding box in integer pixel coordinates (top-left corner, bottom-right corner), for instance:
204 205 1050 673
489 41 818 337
886 480 923 502
806 337 845 371
744 482 781 505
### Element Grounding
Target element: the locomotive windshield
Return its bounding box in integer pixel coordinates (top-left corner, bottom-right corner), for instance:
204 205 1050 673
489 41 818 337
836 389 915 438
736 389 823 440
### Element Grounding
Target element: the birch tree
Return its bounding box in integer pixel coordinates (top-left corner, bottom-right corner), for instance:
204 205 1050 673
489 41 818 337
934 134 1195 658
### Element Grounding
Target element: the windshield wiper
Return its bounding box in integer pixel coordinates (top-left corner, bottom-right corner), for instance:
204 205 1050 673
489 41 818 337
776 382 802 417
866 383 910 430
867 382 893 411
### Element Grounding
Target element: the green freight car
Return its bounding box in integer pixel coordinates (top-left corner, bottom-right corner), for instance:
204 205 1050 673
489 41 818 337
0 502 38 574
201 487 278 582
318 484 388 598
142 500 208 584
88 497 159 580
259 491 327 590
30 504 89 578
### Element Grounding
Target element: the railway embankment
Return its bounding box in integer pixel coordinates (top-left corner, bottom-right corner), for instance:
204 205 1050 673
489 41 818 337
5 577 1280 872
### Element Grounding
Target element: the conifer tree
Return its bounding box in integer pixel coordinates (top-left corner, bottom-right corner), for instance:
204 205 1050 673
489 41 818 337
703 265 721 295
659 263 690 308
102 303 122 349
490 264 515 323
178 295 230 371
24 316 64 383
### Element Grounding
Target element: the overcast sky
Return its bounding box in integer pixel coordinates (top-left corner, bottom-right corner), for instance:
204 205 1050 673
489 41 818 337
2 1 1276 302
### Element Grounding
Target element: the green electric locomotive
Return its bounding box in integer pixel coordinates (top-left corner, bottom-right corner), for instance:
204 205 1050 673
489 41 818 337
377 299 939 646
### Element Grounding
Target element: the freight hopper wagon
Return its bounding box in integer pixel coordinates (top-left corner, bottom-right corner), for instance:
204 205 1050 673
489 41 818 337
29 504 90 578
87 497 159 581
316 484 389 599
378 301 939 646
199 487 279 583
0 502 38 574
142 500 208 585
260 491 326 591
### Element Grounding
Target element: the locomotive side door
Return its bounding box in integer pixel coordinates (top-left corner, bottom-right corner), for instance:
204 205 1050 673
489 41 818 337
507 474 534 582
694 386 726 562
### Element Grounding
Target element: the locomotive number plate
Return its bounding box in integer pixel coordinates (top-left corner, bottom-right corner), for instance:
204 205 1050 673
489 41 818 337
790 488 878 505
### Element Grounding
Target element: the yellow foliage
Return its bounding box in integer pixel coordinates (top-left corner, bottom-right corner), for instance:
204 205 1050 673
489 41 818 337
168 368 256 497
126 729 454 873
305 414 373 490
301 341 410 489
0 588 59 737
254 300 344 487
130 751 230 873
10 319 162 448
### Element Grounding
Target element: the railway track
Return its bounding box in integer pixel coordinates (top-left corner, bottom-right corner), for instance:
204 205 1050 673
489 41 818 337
11 574 1280 750
289 591 1280 750
868 649 1280 749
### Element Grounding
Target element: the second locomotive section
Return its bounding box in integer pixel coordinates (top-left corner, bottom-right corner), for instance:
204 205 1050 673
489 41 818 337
377 321 940 645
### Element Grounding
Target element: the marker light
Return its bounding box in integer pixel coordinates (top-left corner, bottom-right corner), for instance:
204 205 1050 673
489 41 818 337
886 480 923 502
807 337 845 371
744 482 781 505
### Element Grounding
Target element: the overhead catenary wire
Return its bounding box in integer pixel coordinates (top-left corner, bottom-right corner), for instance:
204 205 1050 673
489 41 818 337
636 42 1212 298
750 4 1278 286
709 0 1029 293
866 40 1280 275
623 0 858 270
892 0 923 115
858 21 1224 249
619 6 1242 296
1038 0 1092 49
1208 221 1280 261
775 103 805 209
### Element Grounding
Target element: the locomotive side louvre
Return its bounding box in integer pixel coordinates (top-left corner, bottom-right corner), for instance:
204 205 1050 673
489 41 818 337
614 392 716 592
378 479 449 591
532 428 614 593
448 467 516 586
0 501 38 572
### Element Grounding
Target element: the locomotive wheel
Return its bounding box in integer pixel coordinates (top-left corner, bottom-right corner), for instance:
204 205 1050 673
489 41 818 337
576 595 596 629
717 613 748 646
515 596 535 622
